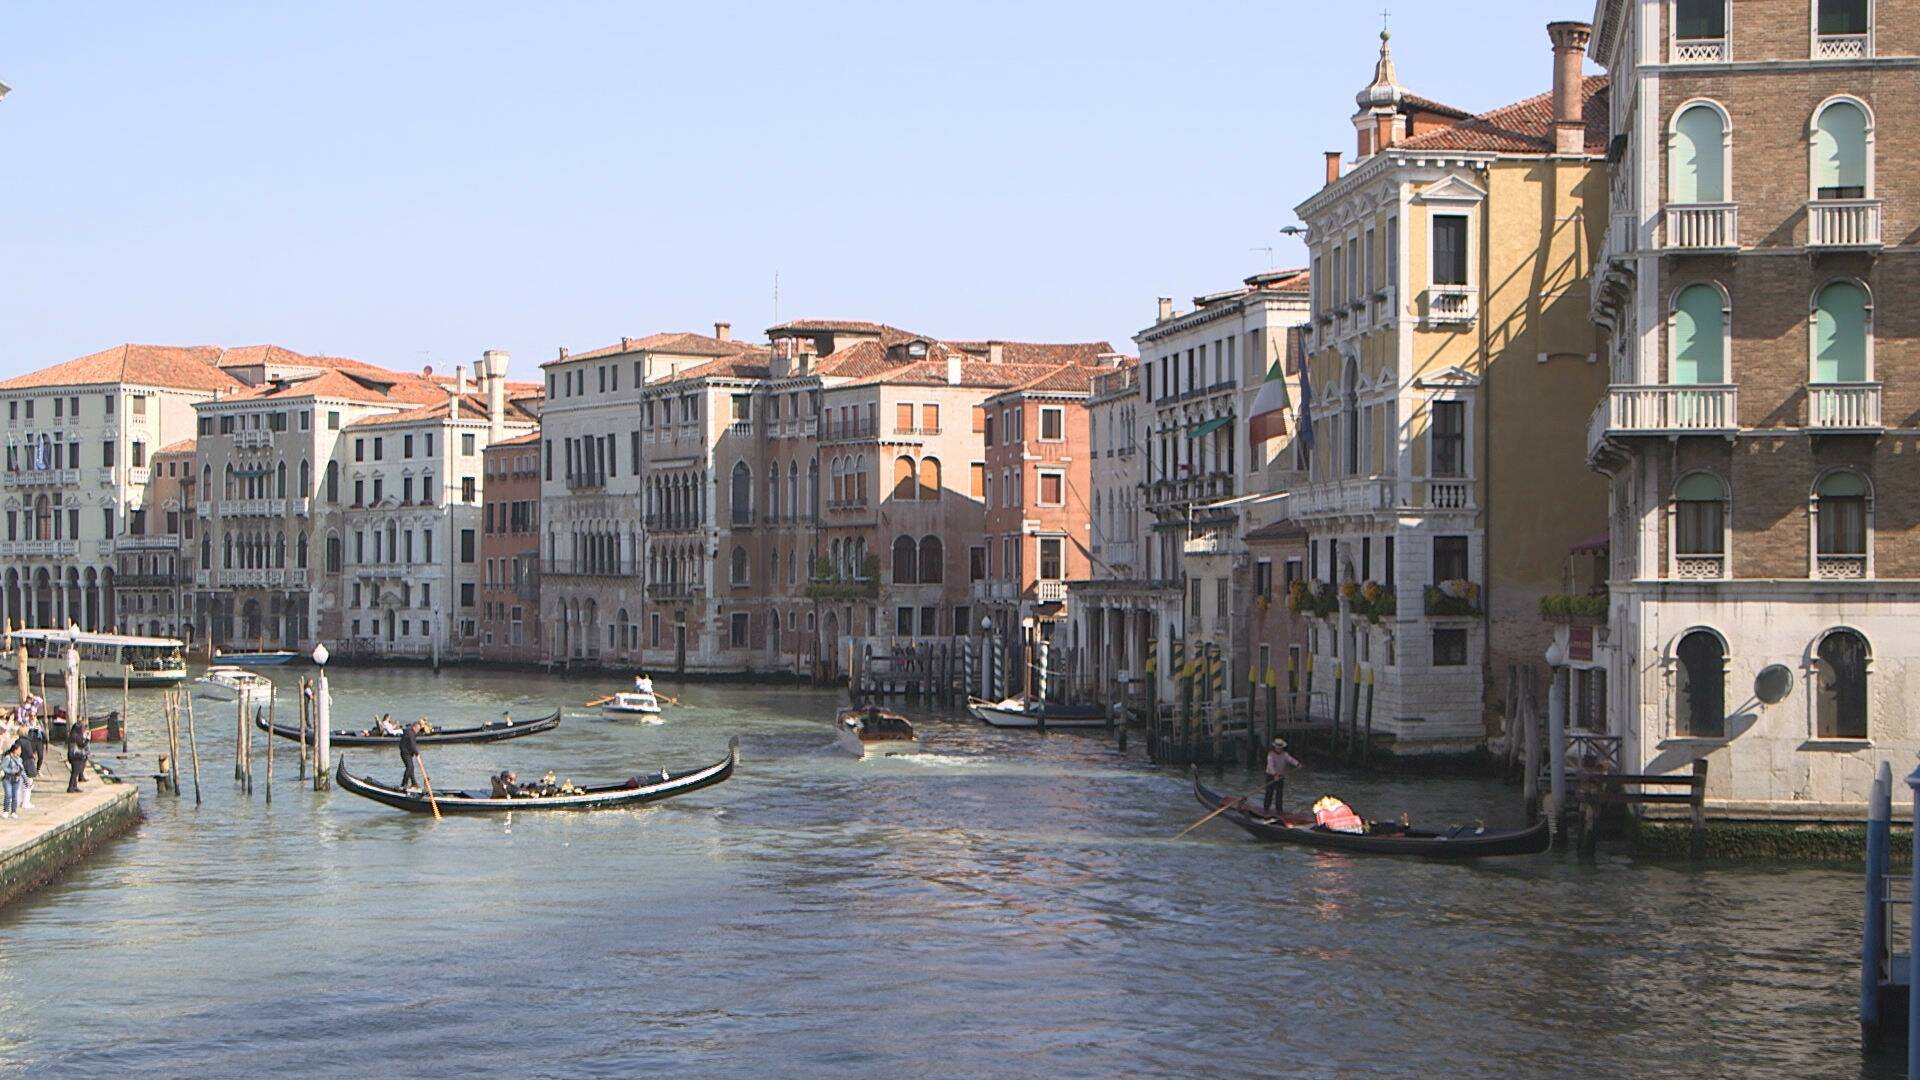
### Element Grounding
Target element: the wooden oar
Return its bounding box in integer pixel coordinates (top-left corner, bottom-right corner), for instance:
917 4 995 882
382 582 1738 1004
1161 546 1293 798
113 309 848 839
417 757 443 821
584 695 615 708
656 693 681 707
1175 795 1248 840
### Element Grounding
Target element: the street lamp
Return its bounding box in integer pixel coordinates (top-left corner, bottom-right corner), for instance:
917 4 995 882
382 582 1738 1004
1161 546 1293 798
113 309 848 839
311 641 332 784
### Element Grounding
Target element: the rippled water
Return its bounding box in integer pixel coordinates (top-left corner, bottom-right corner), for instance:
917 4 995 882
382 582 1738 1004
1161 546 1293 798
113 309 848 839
0 667 1895 1078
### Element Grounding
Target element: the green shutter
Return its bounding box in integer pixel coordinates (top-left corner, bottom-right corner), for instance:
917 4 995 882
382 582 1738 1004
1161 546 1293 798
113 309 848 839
1815 102 1868 194
1672 106 1724 204
1814 282 1868 382
1673 285 1725 384
1675 473 1724 501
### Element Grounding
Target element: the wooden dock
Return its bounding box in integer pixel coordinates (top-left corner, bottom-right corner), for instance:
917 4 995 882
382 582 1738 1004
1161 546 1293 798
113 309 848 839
0 775 141 907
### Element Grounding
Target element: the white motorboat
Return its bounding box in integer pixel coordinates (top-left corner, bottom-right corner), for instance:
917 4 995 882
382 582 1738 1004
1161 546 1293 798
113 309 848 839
195 665 274 702
836 706 921 758
602 675 663 719
966 696 1109 729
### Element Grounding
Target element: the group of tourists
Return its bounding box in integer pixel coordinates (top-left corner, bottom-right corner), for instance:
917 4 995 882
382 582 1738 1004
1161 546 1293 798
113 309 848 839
0 693 92 819
488 769 577 799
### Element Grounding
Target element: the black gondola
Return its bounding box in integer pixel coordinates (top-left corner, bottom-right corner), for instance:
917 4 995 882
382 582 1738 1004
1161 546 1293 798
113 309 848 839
333 737 738 814
254 708 562 747
1193 773 1551 858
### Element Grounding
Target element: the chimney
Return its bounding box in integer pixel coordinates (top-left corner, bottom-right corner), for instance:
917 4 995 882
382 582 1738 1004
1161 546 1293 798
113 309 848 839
455 364 470 395
1156 297 1173 322
1548 21 1594 155
714 321 731 343
557 346 569 361
1325 151 1343 185
621 336 633 352
449 386 461 420
480 349 509 441
988 341 1005 365
946 351 963 386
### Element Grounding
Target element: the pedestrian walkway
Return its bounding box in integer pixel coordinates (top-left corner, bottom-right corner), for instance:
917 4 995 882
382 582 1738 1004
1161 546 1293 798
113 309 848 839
0 774 140 906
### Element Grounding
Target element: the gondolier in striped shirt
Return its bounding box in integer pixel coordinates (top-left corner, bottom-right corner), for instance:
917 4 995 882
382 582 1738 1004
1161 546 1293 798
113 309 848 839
1264 738 1301 813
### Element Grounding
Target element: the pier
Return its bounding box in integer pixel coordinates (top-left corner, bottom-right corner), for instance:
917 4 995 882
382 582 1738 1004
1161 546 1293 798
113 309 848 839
0 776 140 907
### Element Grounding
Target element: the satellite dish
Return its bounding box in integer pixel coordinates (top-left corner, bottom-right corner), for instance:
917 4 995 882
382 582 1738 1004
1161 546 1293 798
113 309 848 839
1755 664 1794 705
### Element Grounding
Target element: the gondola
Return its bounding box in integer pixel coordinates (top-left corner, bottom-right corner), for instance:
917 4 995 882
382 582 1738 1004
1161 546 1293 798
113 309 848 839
254 707 562 747
1193 773 1551 858
333 737 738 814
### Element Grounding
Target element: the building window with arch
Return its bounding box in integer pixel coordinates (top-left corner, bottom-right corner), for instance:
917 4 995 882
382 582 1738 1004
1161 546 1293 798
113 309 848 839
894 455 917 500
1814 628 1869 739
730 545 749 587
1669 102 1729 205
919 536 943 583
730 462 752 525
919 457 941 499
892 535 917 585
1671 284 1728 385
1813 471 1869 578
1675 629 1726 738
1812 98 1871 201
1673 472 1728 579
1811 280 1874 427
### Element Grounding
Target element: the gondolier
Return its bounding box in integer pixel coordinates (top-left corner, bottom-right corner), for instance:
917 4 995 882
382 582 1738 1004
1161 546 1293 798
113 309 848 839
398 719 423 791
1264 738 1302 812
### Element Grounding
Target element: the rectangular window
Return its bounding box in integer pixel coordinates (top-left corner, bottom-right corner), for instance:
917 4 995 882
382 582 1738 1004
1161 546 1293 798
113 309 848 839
1038 471 1064 506
327 410 341 430
1432 401 1465 478
1432 215 1469 286
1255 559 1273 599
373 437 384 461
731 394 751 422
403 434 414 457
101 441 115 468
1819 0 1869 34
460 529 476 563
1676 0 1727 39
1433 536 1470 583
896 403 914 433
460 582 475 608
970 546 987 581
1039 537 1063 580
354 438 365 462
922 404 939 433
462 433 476 455
970 462 986 499
462 477 477 503
919 606 936 636
896 606 914 637
1433 628 1468 667
1039 406 1064 441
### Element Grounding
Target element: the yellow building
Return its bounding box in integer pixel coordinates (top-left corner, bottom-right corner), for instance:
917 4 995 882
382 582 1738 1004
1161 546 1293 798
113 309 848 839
1283 22 1610 754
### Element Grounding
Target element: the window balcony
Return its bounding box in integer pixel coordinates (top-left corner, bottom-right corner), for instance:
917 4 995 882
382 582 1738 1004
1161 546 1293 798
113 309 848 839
1815 33 1869 60
291 497 312 516
1672 36 1727 63
728 420 753 437
1286 477 1392 520
1035 580 1068 603
1662 204 1739 251
1426 480 1472 510
1817 554 1867 580
0 540 77 557
232 430 274 449
1807 383 1882 431
1421 287 1477 327
1596 384 1738 436
96 467 116 486
1673 555 1725 580
218 498 288 517
1807 199 1882 249
116 534 181 552
3 469 80 488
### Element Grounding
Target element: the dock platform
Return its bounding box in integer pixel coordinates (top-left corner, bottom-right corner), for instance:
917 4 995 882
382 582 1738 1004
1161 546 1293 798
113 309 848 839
0 776 140 907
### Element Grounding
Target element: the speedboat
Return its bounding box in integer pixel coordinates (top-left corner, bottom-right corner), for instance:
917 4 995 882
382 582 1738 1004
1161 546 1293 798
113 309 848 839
835 706 921 758
195 665 274 702
966 696 1108 729
602 676 663 719
212 648 298 667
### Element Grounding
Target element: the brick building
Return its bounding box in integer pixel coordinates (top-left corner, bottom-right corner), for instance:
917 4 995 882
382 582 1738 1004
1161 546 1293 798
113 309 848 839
113 439 196 640
1586 0 1919 815
478 431 542 661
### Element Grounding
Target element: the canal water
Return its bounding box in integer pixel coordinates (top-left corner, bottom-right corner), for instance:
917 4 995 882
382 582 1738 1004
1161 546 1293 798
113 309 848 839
0 668 1894 1078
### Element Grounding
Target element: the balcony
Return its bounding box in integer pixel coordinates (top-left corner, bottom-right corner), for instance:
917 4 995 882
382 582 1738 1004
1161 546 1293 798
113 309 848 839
1183 531 1244 558
1672 36 1727 63
1807 199 1881 249
1035 580 1068 603
115 534 181 552
1286 477 1392 520
217 568 287 588
1807 383 1882 432
1662 204 1739 251
0 540 77 557
1421 287 1477 327
727 420 753 437
1816 554 1867 580
972 580 1019 602
196 503 211 519
232 430 274 449
1816 33 1869 60
218 498 287 517
1596 385 1738 437
646 580 705 599
128 466 150 486
1425 480 1472 510
1673 555 1725 580
3 469 80 488
291 497 312 516
95 467 116 486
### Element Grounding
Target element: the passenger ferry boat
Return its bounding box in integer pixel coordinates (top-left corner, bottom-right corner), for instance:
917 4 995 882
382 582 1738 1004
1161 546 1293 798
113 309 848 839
9 629 189 687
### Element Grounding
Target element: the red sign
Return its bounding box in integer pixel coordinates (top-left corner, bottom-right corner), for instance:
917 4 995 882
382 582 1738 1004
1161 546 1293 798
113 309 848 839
1568 626 1592 662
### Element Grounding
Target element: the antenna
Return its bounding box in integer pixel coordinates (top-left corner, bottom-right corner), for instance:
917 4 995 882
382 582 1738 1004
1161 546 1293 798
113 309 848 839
1250 244 1276 269
773 270 780 325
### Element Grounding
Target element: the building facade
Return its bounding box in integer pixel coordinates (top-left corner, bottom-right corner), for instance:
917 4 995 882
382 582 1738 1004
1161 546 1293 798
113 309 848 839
1287 23 1610 755
478 432 542 662
1586 0 1920 815
112 439 196 640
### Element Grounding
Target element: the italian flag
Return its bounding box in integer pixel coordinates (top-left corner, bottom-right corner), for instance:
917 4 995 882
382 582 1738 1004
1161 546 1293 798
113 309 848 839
1247 336 1292 443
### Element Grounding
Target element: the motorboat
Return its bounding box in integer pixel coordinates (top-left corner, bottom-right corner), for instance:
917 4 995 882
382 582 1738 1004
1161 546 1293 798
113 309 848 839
195 665 274 702
212 648 298 667
835 706 921 758
966 696 1108 729
602 675 663 718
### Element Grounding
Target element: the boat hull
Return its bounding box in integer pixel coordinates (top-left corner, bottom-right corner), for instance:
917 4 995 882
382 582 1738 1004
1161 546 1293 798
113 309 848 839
835 727 922 758
216 652 297 667
1192 775 1550 858
968 699 1108 729
334 738 738 813
255 708 562 747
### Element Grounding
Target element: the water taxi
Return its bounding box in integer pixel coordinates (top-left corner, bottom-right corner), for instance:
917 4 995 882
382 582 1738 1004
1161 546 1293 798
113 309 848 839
8 628 189 687
194 665 275 702
211 647 298 667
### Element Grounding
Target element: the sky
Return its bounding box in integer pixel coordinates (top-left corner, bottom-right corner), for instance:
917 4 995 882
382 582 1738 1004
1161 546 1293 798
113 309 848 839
0 1 1596 382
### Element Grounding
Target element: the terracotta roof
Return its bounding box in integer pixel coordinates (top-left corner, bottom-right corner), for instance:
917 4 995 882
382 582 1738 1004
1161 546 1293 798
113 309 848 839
645 354 775 387
947 341 1116 366
487 431 542 449
546 332 764 367
157 439 197 455
1402 93 1474 120
344 393 539 428
1245 518 1308 542
1397 76 1610 155
0 344 242 392
217 367 450 407
810 339 922 380
1245 268 1311 294
1009 363 1099 395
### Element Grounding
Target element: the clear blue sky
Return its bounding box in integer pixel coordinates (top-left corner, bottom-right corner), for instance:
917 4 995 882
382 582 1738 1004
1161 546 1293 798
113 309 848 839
1 1 1592 381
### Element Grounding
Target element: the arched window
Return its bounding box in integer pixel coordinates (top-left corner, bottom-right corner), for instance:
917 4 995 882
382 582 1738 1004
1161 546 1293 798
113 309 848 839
1342 361 1359 476
730 462 752 525
894 455 917 500
1673 472 1727 578
1812 280 1870 384
1671 283 1727 384
275 460 287 498
1675 629 1726 738
892 535 917 584
324 460 338 502
807 459 818 519
326 534 341 572
1813 98 1870 200
730 545 749 585
1814 471 1869 577
767 461 780 521
919 456 941 499
1815 628 1869 739
1670 102 1728 203
787 462 799 520
919 536 944 583
200 535 211 571
831 458 845 504
299 459 311 496
296 532 308 569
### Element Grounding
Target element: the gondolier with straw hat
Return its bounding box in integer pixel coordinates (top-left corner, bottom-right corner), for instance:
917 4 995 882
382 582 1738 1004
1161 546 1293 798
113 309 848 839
1264 738 1302 813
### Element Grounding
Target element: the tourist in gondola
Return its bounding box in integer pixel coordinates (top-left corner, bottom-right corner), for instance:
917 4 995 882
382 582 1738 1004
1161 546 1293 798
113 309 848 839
398 719 423 791
1264 738 1302 813
490 770 519 798
65 715 89 793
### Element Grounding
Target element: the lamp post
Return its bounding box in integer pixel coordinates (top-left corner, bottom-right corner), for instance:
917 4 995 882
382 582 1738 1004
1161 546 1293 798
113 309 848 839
311 642 332 787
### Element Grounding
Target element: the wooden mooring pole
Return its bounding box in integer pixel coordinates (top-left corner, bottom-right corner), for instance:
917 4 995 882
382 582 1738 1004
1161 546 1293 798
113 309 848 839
185 692 202 805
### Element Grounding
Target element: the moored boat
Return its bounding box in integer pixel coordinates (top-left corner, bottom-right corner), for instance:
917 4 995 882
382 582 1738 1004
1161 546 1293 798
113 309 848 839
212 648 298 667
333 737 738 813
47 708 124 744
194 665 274 702
255 707 562 747
967 696 1108 729
10 629 188 687
1192 773 1550 858
835 706 921 758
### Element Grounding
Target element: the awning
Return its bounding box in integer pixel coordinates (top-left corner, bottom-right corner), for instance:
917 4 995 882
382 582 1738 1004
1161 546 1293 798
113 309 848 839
1187 417 1231 439
1569 531 1610 554
1195 491 1289 512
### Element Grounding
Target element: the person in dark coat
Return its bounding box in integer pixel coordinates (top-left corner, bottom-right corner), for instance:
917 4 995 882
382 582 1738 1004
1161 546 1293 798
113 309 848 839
398 719 423 791
19 725 44 809
65 718 89 793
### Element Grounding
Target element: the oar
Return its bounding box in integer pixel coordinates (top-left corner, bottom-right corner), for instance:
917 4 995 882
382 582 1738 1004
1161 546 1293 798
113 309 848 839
584 695 615 708
1175 795 1248 840
656 693 681 707
417 757 443 821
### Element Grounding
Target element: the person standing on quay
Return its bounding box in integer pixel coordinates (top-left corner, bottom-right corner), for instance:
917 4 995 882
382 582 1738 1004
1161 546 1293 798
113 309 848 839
19 723 44 809
65 717 89 793
398 719 423 791
1 743 24 819
1264 738 1301 813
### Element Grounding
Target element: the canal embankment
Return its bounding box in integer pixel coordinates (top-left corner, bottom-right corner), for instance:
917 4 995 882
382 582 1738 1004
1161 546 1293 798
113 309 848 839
0 776 139 907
